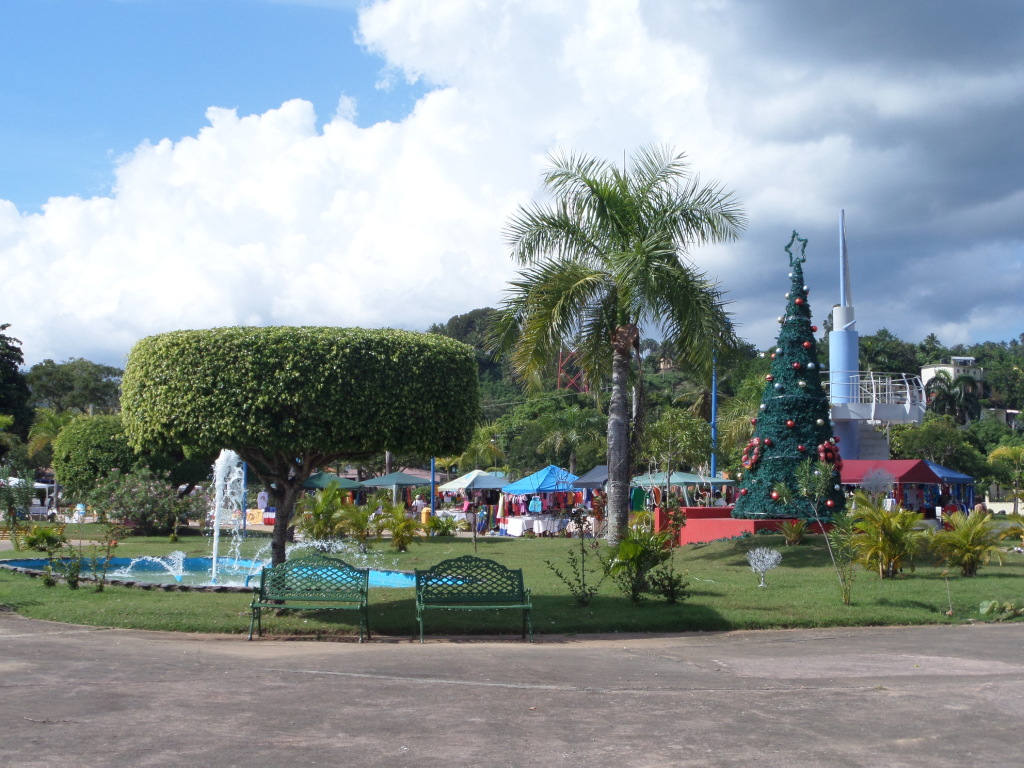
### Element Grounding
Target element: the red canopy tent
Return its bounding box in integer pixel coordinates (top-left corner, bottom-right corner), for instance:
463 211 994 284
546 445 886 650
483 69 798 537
839 460 941 485
840 460 949 517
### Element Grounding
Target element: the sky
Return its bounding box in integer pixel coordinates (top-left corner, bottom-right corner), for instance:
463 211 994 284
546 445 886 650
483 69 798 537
2 0 1023 369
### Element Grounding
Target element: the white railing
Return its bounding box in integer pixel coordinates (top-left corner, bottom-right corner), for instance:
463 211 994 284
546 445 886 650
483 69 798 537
824 371 925 405
825 371 926 424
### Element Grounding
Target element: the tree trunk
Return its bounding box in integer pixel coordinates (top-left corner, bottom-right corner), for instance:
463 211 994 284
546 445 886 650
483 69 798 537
606 330 635 546
270 481 302 566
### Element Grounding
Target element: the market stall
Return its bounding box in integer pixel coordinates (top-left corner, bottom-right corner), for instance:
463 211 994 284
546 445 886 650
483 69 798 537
500 465 580 536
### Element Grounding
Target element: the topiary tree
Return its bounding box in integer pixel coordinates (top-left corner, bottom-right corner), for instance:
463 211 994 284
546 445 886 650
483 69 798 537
51 414 137 499
732 233 845 520
121 326 479 564
51 413 211 502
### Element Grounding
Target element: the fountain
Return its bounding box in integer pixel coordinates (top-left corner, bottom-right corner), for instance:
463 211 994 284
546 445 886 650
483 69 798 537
211 449 246 584
0 451 415 589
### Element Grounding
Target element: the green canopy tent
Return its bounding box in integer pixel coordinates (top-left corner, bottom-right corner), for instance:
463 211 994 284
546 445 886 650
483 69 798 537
632 471 735 507
437 469 506 492
362 471 429 504
302 472 363 491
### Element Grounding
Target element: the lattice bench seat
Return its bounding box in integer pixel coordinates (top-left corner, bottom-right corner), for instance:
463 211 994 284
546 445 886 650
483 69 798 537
248 554 370 641
415 555 533 643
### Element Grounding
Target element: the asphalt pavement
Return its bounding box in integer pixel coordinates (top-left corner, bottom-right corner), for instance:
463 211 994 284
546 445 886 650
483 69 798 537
0 607 1022 768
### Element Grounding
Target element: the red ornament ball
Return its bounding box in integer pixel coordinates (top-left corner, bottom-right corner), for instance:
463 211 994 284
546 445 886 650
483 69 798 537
739 488 748 496
826 499 835 508
750 417 757 425
764 438 773 446
766 374 774 382
792 362 802 369
786 419 795 428
770 491 780 500
811 325 818 332
795 298 804 305
797 445 805 452
802 341 812 349
833 435 841 443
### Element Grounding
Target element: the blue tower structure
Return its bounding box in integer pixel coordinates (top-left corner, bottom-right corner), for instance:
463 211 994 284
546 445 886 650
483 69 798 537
826 211 925 459
829 211 861 458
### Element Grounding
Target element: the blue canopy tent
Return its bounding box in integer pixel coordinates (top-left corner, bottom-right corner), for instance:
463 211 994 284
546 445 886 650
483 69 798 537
501 465 579 494
924 461 976 509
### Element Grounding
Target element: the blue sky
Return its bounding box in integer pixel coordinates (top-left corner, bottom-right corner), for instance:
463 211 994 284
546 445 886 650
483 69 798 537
2 0 1022 368
3 0 426 209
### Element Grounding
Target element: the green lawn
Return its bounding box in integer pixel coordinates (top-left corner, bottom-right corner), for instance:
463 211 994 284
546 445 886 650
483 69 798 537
1 527 1022 639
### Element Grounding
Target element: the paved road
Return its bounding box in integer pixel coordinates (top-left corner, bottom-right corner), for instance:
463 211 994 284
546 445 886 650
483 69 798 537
1 611 1022 768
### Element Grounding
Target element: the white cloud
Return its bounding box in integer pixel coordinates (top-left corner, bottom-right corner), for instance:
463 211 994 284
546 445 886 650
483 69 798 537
1 0 1022 367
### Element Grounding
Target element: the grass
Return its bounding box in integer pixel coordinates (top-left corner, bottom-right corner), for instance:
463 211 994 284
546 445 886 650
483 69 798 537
1 526 1023 640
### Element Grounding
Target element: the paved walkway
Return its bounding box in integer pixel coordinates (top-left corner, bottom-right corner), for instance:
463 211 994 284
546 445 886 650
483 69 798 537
0 609 1021 768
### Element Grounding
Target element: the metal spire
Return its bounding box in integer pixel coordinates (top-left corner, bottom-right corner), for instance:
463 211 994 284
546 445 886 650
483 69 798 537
839 209 853 308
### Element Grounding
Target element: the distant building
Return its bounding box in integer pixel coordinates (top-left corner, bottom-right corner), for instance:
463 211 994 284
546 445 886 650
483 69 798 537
920 356 984 389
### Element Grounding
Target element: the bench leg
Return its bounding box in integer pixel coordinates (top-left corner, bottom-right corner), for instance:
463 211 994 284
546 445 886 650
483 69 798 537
248 606 260 641
417 607 424 644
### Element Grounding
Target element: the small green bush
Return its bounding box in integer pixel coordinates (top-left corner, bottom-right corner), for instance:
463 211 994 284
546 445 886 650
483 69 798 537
930 511 1005 577
24 525 66 552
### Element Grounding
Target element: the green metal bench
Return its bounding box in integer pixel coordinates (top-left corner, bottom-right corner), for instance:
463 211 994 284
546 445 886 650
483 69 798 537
248 554 370 642
415 555 533 643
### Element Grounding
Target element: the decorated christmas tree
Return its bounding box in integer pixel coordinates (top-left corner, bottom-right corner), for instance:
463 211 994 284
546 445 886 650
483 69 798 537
732 233 845 520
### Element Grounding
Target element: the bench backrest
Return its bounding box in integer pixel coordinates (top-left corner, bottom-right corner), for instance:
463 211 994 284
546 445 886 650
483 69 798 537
258 554 368 601
416 555 525 603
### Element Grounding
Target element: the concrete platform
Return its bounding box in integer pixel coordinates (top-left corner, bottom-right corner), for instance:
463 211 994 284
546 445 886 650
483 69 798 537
0 610 1021 767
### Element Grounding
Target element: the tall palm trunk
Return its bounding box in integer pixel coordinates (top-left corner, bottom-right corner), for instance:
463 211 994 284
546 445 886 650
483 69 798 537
606 327 637 546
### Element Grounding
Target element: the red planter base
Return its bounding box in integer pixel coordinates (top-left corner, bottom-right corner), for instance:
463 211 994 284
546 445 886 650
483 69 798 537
654 506 828 545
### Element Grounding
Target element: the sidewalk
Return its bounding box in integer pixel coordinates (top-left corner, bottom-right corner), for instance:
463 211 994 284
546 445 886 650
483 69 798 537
0 610 1021 767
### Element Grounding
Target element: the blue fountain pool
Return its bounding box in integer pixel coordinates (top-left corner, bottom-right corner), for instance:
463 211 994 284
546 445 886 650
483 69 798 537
0 556 415 589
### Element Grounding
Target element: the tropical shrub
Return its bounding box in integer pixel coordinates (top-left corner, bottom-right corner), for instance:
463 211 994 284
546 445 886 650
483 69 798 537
929 510 1006 577
850 491 928 579
604 520 672 604
295 482 349 542
426 514 463 537
826 509 858 606
379 504 421 553
779 519 807 546
546 507 606 606
23 525 66 552
87 467 209 535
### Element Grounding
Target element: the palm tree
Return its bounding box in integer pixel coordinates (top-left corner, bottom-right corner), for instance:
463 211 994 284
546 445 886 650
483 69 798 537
459 422 506 471
536 404 606 474
926 370 982 425
27 407 76 458
491 145 745 544
989 444 1024 515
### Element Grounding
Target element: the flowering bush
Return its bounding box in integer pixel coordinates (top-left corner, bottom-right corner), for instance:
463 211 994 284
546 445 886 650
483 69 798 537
87 467 209 535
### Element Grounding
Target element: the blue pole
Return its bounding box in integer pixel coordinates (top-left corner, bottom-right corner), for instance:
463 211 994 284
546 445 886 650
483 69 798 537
710 353 718 477
430 457 436 516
